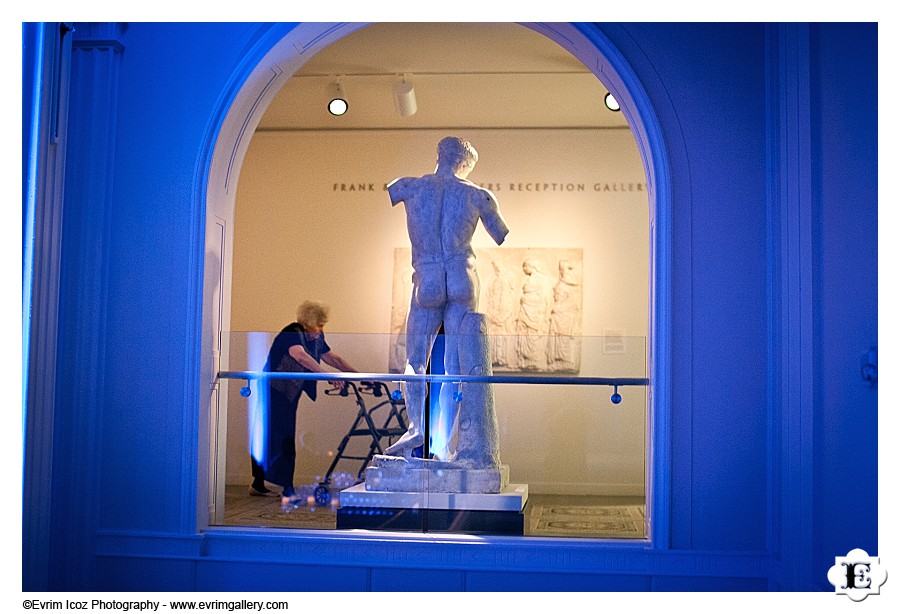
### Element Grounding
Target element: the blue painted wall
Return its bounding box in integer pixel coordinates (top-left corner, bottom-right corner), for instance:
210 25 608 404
23 21 878 592
810 22 878 577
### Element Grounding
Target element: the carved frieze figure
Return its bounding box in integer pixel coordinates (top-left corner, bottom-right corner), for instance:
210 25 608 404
486 259 517 367
389 262 413 373
515 258 552 370
547 259 583 372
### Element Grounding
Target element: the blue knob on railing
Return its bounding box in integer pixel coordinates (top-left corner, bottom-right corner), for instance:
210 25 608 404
391 389 403 401
611 386 621 405
453 390 464 402
240 385 252 397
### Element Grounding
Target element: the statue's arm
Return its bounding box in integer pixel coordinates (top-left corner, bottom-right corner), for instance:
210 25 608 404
478 189 510 245
387 177 413 206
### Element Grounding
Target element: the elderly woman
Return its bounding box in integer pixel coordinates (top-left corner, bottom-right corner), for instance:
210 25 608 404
249 300 357 510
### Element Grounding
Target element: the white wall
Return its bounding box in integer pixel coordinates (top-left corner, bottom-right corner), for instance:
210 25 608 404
225 128 649 495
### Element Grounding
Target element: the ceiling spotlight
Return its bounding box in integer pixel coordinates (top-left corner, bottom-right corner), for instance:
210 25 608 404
393 75 417 117
604 92 621 112
328 80 348 116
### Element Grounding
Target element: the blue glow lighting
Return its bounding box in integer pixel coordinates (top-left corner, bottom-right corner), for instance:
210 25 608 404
247 332 269 463
426 334 458 461
22 23 47 444
429 383 464 461
429 392 452 461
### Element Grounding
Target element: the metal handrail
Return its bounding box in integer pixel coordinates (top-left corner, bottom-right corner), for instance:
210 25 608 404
217 370 649 404
218 370 648 386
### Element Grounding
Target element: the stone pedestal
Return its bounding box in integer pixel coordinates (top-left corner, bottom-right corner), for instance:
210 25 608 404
341 482 527 511
352 308 520 532
364 454 509 493
337 482 528 535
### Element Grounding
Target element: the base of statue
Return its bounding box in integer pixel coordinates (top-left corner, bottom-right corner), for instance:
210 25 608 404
363 454 509 493
336 482 528 535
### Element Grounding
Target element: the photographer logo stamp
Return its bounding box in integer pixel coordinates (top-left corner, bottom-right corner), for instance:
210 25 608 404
827 548 887 601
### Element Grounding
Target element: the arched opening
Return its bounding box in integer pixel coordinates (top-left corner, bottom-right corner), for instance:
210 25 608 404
202 22 670 541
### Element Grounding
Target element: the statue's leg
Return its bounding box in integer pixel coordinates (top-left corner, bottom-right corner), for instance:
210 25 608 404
441 257 479 458
431 300 469 460
444 256 479 377
385 303 442 457
443 301 468 374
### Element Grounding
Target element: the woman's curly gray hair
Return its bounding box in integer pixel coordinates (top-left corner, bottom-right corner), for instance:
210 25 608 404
297 300 330 328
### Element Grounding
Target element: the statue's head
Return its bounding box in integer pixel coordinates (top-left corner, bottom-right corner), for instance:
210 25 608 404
437 137 478 177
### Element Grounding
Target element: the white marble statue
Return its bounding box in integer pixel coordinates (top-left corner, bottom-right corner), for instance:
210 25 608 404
384 137 509 462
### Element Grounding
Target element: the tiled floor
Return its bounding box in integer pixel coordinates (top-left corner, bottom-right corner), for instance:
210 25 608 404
218 484 646 539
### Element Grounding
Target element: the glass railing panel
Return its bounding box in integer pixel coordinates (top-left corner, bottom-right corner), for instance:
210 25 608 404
215 332 647 539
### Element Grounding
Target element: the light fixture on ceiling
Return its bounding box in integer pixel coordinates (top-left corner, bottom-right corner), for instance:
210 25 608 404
328 78 348 116
604 92 621 112
393 74 417 117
